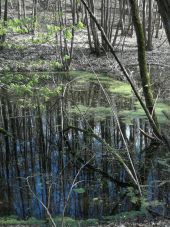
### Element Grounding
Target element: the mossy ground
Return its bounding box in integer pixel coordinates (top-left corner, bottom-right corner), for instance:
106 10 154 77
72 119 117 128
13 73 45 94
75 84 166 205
0 215 98 227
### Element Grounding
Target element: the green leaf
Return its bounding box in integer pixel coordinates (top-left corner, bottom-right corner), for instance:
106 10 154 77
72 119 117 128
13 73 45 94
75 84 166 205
73 187 85 194
64 29 72 40
76 21 84 30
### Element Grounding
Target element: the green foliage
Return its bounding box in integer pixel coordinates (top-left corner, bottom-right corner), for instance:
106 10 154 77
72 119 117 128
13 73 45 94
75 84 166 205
64 29 72 40
0 73 62 104
47 24 60 35
127 187 140 205
0 20 7 36
9 83 33 96
32 32 49 44
7 17 35 34
39 86 62 101
73 187 86 194
50 60 62 70
76 21 84 30
63 55 71 61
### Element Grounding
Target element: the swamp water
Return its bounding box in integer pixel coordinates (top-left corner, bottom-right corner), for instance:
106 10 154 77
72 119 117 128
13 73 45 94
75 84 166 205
0 71 170 222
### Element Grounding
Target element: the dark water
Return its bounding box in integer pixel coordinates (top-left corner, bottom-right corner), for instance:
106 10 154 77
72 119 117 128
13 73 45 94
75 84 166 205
0 71 170 219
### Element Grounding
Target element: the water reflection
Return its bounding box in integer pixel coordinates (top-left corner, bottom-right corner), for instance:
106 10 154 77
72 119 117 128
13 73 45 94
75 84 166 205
0 72 169 219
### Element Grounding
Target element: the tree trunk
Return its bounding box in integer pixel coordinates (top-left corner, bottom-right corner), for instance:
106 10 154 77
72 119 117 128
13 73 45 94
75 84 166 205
146 0 153 50
156 0 170 44
0 0 1 19
4 0 8 22
18 0 22 19
32 0 37 33
129 0 159 131
22 0 26 18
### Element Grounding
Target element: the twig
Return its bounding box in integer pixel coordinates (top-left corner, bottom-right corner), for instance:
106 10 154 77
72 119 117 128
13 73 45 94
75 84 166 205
25 176 57 227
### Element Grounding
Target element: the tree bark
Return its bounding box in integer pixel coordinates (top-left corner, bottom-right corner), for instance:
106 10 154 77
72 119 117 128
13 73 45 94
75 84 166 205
156 0 170 44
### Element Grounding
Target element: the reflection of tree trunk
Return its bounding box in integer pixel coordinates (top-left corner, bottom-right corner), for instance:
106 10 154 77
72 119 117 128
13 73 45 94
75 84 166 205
7 99 26 218
139 143 160 184
36 101 46 173
1 94 11 206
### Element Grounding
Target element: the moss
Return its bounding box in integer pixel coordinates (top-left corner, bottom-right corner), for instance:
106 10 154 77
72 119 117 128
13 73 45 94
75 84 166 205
0 215 98 226
108 81 132 96
53 216 98 227
69 105 112 120
68 71 132 96
0 215 45 225
102 210 146 222
120 102 170 124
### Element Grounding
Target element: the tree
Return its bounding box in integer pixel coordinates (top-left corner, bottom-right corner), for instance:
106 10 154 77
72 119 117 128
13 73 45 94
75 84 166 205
156 0 170 44
128 0 159 130
80 0 162 140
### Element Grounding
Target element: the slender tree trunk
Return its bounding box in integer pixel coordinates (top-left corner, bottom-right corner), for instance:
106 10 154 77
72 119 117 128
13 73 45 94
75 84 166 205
146 0 153 50
156 0 170 44
142 0 146 40
4 0 8 22
18 0 22 19
129 0 159 130
1 0 8 42
22 0 26 18
0 0 1 19
32 0 37 33
87 0 101 55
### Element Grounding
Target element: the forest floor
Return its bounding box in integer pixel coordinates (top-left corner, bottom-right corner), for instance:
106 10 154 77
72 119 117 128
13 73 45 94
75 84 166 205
0 29 170 72
0 29 170 103
1 219 170 227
